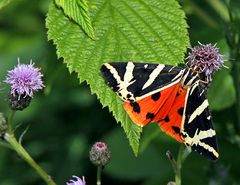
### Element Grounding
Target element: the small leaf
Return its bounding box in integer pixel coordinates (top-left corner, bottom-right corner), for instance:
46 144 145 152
19 125 30 145
46 0 189 156
54 0 95 39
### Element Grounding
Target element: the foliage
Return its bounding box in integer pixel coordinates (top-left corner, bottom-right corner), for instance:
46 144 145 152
54 0 95 39
0 0 11 9
46 0 189 156
0 0 240 185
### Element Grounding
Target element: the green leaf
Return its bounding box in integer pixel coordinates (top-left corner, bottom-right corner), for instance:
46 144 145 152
18 125 30 145
0 0 11 9
208 67 236 111
46 0 189 156
54 0 95 39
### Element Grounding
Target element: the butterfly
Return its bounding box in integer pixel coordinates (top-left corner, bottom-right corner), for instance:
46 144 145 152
101 62 219 160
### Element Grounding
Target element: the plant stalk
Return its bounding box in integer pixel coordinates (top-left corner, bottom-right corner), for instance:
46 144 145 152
7 110 15 134
5 110 57 185
232 61 240 130
225 0 240 131
97 165 102 185
167 145 190 185
176 145 186 185
4 133 57 185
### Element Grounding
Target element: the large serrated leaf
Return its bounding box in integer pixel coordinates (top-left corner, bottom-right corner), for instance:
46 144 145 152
46 0 189 156
54 0 95 39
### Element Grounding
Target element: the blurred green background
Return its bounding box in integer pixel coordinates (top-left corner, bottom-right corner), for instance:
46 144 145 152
0 0 239 185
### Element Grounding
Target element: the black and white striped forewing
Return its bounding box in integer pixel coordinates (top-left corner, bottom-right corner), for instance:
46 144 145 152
101 62 184 101
182 82 219 160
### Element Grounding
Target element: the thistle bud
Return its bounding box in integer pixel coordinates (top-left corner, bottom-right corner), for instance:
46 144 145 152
89 141 111 167
0 113 7 138
8 92 32 111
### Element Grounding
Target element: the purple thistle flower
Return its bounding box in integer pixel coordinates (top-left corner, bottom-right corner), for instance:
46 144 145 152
186 42 224 82
66 176 86 185
5 59 44 98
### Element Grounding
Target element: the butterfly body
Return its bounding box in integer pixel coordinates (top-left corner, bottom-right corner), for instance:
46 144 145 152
101 62 219 160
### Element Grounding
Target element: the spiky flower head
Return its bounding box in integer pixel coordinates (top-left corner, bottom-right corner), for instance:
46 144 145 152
66 176 86 185
5 59 44 110
89 141 111 167
5 59 44 98
186 42 224 82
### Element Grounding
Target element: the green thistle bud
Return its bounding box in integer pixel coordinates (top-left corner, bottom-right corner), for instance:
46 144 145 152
89 141 111 167
8 92 32 111
0 113 7 138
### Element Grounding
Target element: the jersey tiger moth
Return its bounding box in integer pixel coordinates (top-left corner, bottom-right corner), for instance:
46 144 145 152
101 62 219 160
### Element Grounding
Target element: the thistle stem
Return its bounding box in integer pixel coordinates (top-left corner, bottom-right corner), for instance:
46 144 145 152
5 111 57 185
7 110 15 134
229 34 240 131
225 0 240 131
167 145 190 185
232 61 240 130
4 133 57 185
97 165 102 185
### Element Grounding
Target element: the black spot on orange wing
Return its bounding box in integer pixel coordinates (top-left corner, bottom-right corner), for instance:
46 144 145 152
177 107 184 116
130 102 141 113
151 92 161 101
146 112 155 120
164 115 170 122
157 84 187 143
172 126 180 134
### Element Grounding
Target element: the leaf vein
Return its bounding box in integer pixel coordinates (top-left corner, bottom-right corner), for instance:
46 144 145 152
120 0 179 61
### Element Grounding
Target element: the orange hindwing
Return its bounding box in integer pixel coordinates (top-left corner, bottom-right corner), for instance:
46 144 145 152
124 83 186 142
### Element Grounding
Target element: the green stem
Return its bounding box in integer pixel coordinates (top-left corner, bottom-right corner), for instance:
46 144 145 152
225 0 240 131
5 110 57 185
7 110 15 134
97 165 102 185
229 35 240 131
175 145 186 185
167 145 190 185
232 61 240 130
4 133 57 185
